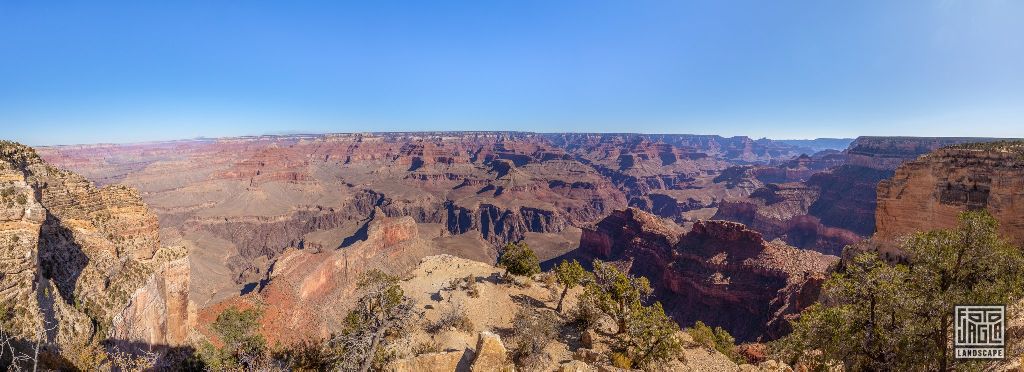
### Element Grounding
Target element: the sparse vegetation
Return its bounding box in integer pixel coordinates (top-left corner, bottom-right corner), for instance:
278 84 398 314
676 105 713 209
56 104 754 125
621 302 682 368
498 241 541 277
108 348 158 372
948 140 1024 156
775 210 1024 371
509 307 561 369
569 289 604 330
65 338 120 371
273 338 337 371
609 351 633 369
411 339 442 356
428 305 474 334
446 274 480 298
584 259 652 334
335 269 415 372
686 320 740 363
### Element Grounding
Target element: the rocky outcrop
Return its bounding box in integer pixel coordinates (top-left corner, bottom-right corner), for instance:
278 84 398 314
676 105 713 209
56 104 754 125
242 208 436 344
0 154 48 340
447 202 569 245
712 183 861 255
471 331 513 371
577 208 838 341
713 183 819 237
389 350 464 372
109 248 193 347
874 143 1024 252
0 141 191 360
387 254 790 372
844 136 1002 170
806 165 893 236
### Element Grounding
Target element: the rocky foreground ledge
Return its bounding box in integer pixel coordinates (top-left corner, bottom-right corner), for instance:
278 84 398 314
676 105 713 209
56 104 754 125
387 254 793 371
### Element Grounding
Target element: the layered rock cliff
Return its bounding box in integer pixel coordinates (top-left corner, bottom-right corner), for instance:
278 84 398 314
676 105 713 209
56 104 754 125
712 179 865 255
36 132 835 307
874 142 1024 252
0 141 191 361
845 136 1002 170
576 208 837 341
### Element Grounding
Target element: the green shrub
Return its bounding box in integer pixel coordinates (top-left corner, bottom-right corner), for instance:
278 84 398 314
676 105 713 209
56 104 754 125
205 307 268 370
509 307 561 368
686 320 740 363
498 241 540 277
774 210 1024 370
622 302 682 368
553 259 590 313
610 351 633 369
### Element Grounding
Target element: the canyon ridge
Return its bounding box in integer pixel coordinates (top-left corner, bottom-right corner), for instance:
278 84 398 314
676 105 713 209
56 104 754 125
2 133 1021 370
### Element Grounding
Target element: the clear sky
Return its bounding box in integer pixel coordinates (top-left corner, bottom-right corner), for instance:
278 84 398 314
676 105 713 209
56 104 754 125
1 1 1022 146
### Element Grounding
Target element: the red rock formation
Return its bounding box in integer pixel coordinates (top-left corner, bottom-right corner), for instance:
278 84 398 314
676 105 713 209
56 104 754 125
31 132 849 319
207 208 439 345
576 208 837 341
712 182 861 255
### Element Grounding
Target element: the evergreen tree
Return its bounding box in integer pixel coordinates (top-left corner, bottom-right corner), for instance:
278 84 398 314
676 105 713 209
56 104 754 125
499 241 541 277
553 259 590 313
776 210 1024 370
336 269 415 372
584 260 652 334
623 302 682 368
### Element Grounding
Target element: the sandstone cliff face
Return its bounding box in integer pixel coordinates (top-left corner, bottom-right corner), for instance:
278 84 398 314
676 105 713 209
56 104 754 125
109 248 193 348
577 208 837 341
0 141 191 355
0 149 48 339
874 144 1024 251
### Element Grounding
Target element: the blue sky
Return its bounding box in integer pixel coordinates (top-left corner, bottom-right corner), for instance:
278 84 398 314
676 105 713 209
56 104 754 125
1 1 1022 145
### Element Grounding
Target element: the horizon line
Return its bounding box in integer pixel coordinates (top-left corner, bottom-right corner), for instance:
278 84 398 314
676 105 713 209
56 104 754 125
25 131 1024 148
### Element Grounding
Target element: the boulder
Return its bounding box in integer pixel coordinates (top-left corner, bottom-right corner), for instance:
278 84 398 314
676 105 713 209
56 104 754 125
581 329 597 348
574 348 603 364
471 331 513 372
559 360 596 372
389 350 463 372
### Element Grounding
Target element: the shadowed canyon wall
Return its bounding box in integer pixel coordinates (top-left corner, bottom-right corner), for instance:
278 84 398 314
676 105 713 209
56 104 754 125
0 142 192 360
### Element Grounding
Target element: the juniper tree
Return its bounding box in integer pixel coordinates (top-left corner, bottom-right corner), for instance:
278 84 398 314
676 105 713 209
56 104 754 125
498 241 541 277
622 301 682 369
553 259 589 313
775 210 1024 371
335 269 415 372
584 260 652 334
